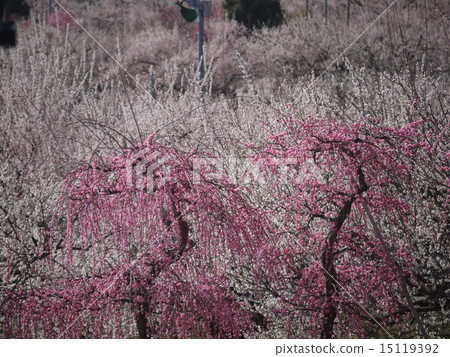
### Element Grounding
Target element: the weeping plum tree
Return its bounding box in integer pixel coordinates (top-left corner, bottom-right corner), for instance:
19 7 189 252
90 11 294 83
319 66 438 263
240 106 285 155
250 114 440 338
1 136 269 338
1 115 447 338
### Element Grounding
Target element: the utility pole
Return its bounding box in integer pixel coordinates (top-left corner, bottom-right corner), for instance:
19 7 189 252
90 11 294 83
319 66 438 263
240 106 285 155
1 0 6 21
324 0 328 22
184 1 211 86
197 2 204 83
49 0 52 14
347 0 350 26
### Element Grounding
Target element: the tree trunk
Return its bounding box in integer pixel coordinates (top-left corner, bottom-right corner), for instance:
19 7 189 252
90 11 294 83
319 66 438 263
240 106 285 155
136 300 151 339
135 196 189 339
320 199 353 338
320 257 338 338
320 168 368 338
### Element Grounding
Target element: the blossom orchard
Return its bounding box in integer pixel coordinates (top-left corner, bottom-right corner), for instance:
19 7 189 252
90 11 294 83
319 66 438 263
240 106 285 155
1 114 446 338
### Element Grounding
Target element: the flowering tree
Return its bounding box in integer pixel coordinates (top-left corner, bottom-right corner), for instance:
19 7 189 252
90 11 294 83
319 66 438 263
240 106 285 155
1 136 269 338
250 114 440 338
1 115 447 338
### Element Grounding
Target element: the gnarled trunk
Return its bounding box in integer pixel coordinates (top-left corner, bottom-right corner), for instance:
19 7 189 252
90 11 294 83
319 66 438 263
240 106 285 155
136 300 151 339
320 168 368 338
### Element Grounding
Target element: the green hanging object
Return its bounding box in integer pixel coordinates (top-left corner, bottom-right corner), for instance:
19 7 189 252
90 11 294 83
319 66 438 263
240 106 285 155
180 7 197 22
169 1 197 23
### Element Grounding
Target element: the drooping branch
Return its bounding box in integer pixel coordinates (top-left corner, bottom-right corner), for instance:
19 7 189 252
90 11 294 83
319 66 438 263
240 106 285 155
361 200 430 339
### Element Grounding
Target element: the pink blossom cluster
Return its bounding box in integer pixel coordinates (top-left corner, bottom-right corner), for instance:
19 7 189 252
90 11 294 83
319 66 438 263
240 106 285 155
1 115 444 338
47 9 77 33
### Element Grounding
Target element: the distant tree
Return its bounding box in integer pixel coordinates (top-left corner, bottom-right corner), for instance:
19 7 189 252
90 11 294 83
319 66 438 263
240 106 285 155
223 0 283 30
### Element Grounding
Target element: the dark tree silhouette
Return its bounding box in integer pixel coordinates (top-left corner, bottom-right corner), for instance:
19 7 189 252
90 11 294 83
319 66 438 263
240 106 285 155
223 0 283 30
